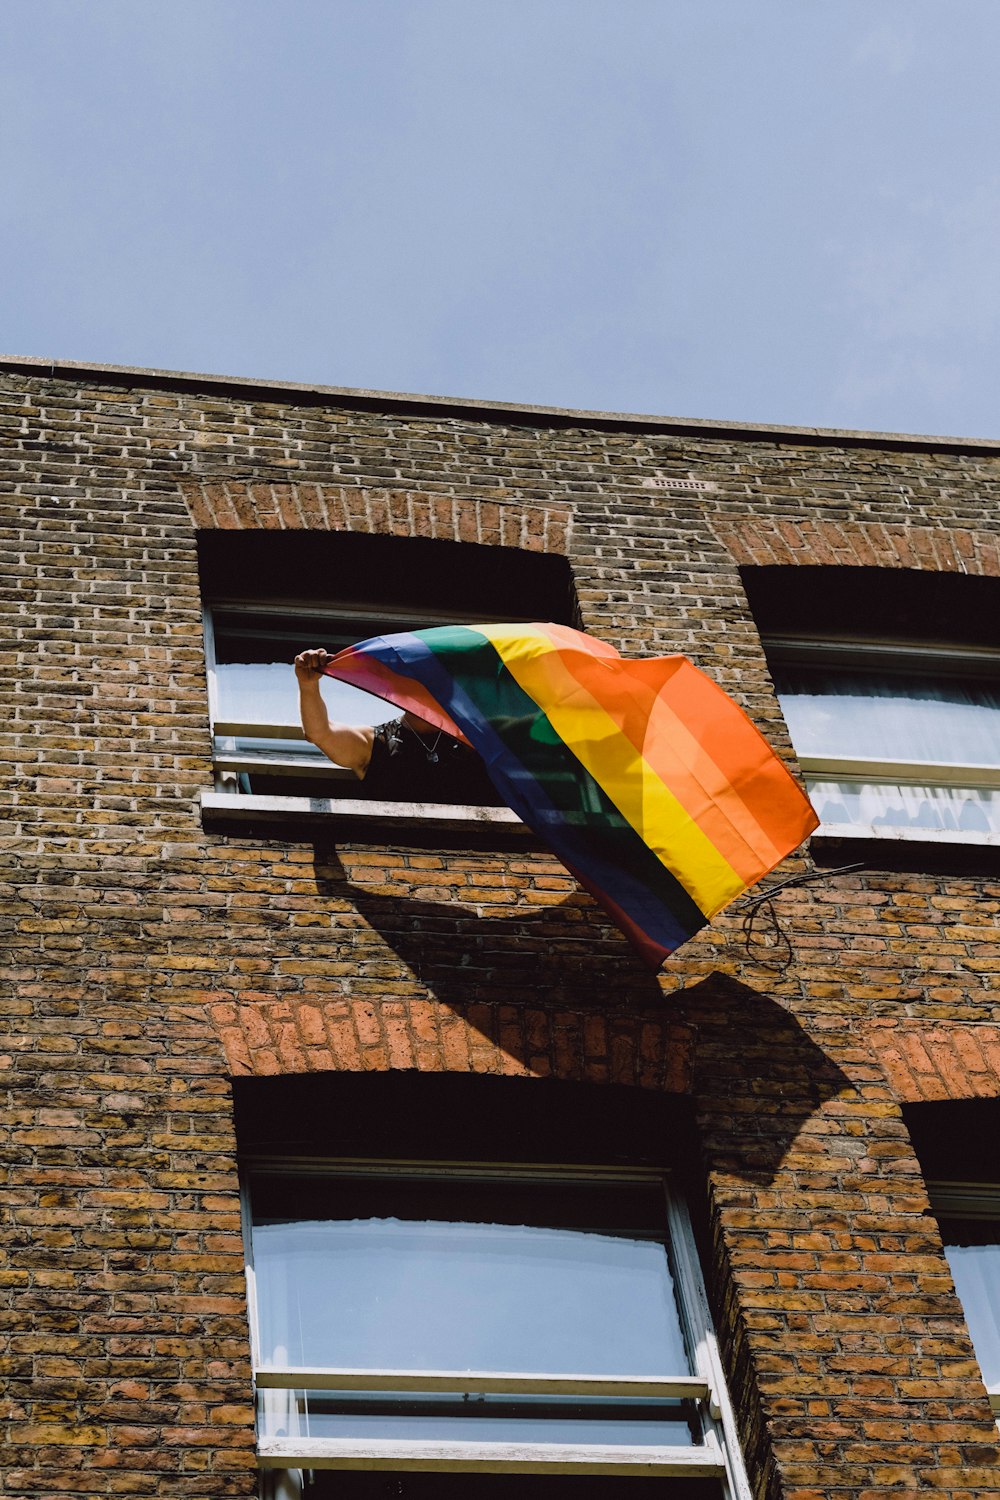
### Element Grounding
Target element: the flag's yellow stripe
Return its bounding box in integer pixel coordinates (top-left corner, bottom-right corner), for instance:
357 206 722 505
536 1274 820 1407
479 624 747 917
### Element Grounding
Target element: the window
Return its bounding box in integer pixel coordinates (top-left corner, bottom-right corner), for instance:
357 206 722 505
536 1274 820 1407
198 531 578 810
743 568 1000 845
244 1165 745 1495
236 1075 749 1498
932 1185 1000 1424
906 1101 1000 1429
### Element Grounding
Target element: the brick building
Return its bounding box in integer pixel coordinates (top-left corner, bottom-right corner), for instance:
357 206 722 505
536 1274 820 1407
4 353 1000 1498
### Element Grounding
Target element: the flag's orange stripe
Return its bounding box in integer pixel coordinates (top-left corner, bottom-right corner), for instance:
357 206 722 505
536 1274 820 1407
531 631 811 881
480 624 747 914
625 656 818 856
540 622 621 660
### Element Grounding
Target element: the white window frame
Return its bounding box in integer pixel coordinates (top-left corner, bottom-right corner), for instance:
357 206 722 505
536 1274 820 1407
766 635 1000 846
202 598 517 825
927 1180 1000 1424
241 1158 751 1496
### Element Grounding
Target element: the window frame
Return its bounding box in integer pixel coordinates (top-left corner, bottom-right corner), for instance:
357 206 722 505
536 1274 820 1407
240 1157 751 1495
764 633 1000 846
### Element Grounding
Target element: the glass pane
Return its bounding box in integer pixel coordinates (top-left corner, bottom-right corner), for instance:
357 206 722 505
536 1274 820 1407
943 1234 1000 1390
258 1391 698 1447
212 611 420 729
775 667 1000 765
252 1176 690 1379
215 661 396 730
807 780 1000 837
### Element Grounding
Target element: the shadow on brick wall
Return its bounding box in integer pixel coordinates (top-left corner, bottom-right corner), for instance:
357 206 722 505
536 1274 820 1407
312 843 665 1009
681 973 852 1184
312 847 850 1179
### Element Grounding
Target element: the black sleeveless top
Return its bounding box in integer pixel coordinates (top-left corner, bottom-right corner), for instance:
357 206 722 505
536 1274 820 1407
359 718 501 806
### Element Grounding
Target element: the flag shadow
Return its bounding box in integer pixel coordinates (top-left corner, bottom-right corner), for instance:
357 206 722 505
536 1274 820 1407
679 972 852 1183
312 842 660 1010
310 845 850 1184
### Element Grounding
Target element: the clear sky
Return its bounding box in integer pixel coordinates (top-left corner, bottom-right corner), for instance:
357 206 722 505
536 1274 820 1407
3 0 999 437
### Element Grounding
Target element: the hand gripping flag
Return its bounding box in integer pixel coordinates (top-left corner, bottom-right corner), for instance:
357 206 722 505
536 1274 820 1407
324 622 818 969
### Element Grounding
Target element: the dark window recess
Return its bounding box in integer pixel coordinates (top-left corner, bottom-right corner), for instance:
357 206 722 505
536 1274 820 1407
198 530 580 630
198 530 579 804
740 566 1000 651
301 1475 724 1498
905 1100 1000 1183
232 1072 702 1179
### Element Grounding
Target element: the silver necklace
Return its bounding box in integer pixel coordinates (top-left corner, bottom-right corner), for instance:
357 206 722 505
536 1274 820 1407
406 723 444 764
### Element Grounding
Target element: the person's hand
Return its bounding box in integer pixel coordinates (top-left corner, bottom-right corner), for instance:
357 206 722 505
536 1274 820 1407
294 648 332 684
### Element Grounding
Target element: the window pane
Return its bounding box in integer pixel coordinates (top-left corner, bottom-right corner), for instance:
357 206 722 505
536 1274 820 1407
806 780 1000 837
943 1231 1000 1390
252 1176 690 1379
259 1392 698 1446
775 668 1000 765
215 660 395 730
212 610 424 729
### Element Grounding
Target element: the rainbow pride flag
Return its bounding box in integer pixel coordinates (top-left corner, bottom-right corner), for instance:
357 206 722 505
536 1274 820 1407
324 622 818 968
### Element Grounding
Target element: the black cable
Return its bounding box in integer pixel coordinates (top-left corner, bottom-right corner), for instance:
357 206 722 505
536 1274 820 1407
735 862 866 972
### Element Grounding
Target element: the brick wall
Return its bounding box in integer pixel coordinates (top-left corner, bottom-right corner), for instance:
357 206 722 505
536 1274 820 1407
3 364 1000 1496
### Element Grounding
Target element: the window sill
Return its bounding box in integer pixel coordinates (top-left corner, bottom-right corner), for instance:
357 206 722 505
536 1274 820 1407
812 823 1000 847
257 1435 725 1476
800 755 1000 788
200 789 526 833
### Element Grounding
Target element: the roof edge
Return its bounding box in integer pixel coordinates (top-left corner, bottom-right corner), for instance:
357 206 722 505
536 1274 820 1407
2 353 999 454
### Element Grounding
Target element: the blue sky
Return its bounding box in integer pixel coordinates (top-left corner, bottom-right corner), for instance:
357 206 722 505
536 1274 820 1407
3 0 999 436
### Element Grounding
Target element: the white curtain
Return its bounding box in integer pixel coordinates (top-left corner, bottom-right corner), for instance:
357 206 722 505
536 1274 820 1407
255 1241 304 1500
253 1217 688 1377
778 672 1000 766
808 779 1000 838
945 1242 1000 1391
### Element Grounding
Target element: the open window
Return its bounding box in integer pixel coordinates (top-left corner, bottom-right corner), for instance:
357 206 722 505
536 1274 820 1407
236 1074 750 1499
743 567 1000 846
198 531 579 814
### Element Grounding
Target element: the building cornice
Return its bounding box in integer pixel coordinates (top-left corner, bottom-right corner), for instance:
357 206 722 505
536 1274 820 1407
2 352 999 455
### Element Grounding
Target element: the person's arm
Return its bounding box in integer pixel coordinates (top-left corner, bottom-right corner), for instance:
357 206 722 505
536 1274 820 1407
294 649 374 776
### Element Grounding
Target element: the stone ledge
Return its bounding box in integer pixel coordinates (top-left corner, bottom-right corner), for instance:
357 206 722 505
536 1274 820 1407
200 788 526 832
